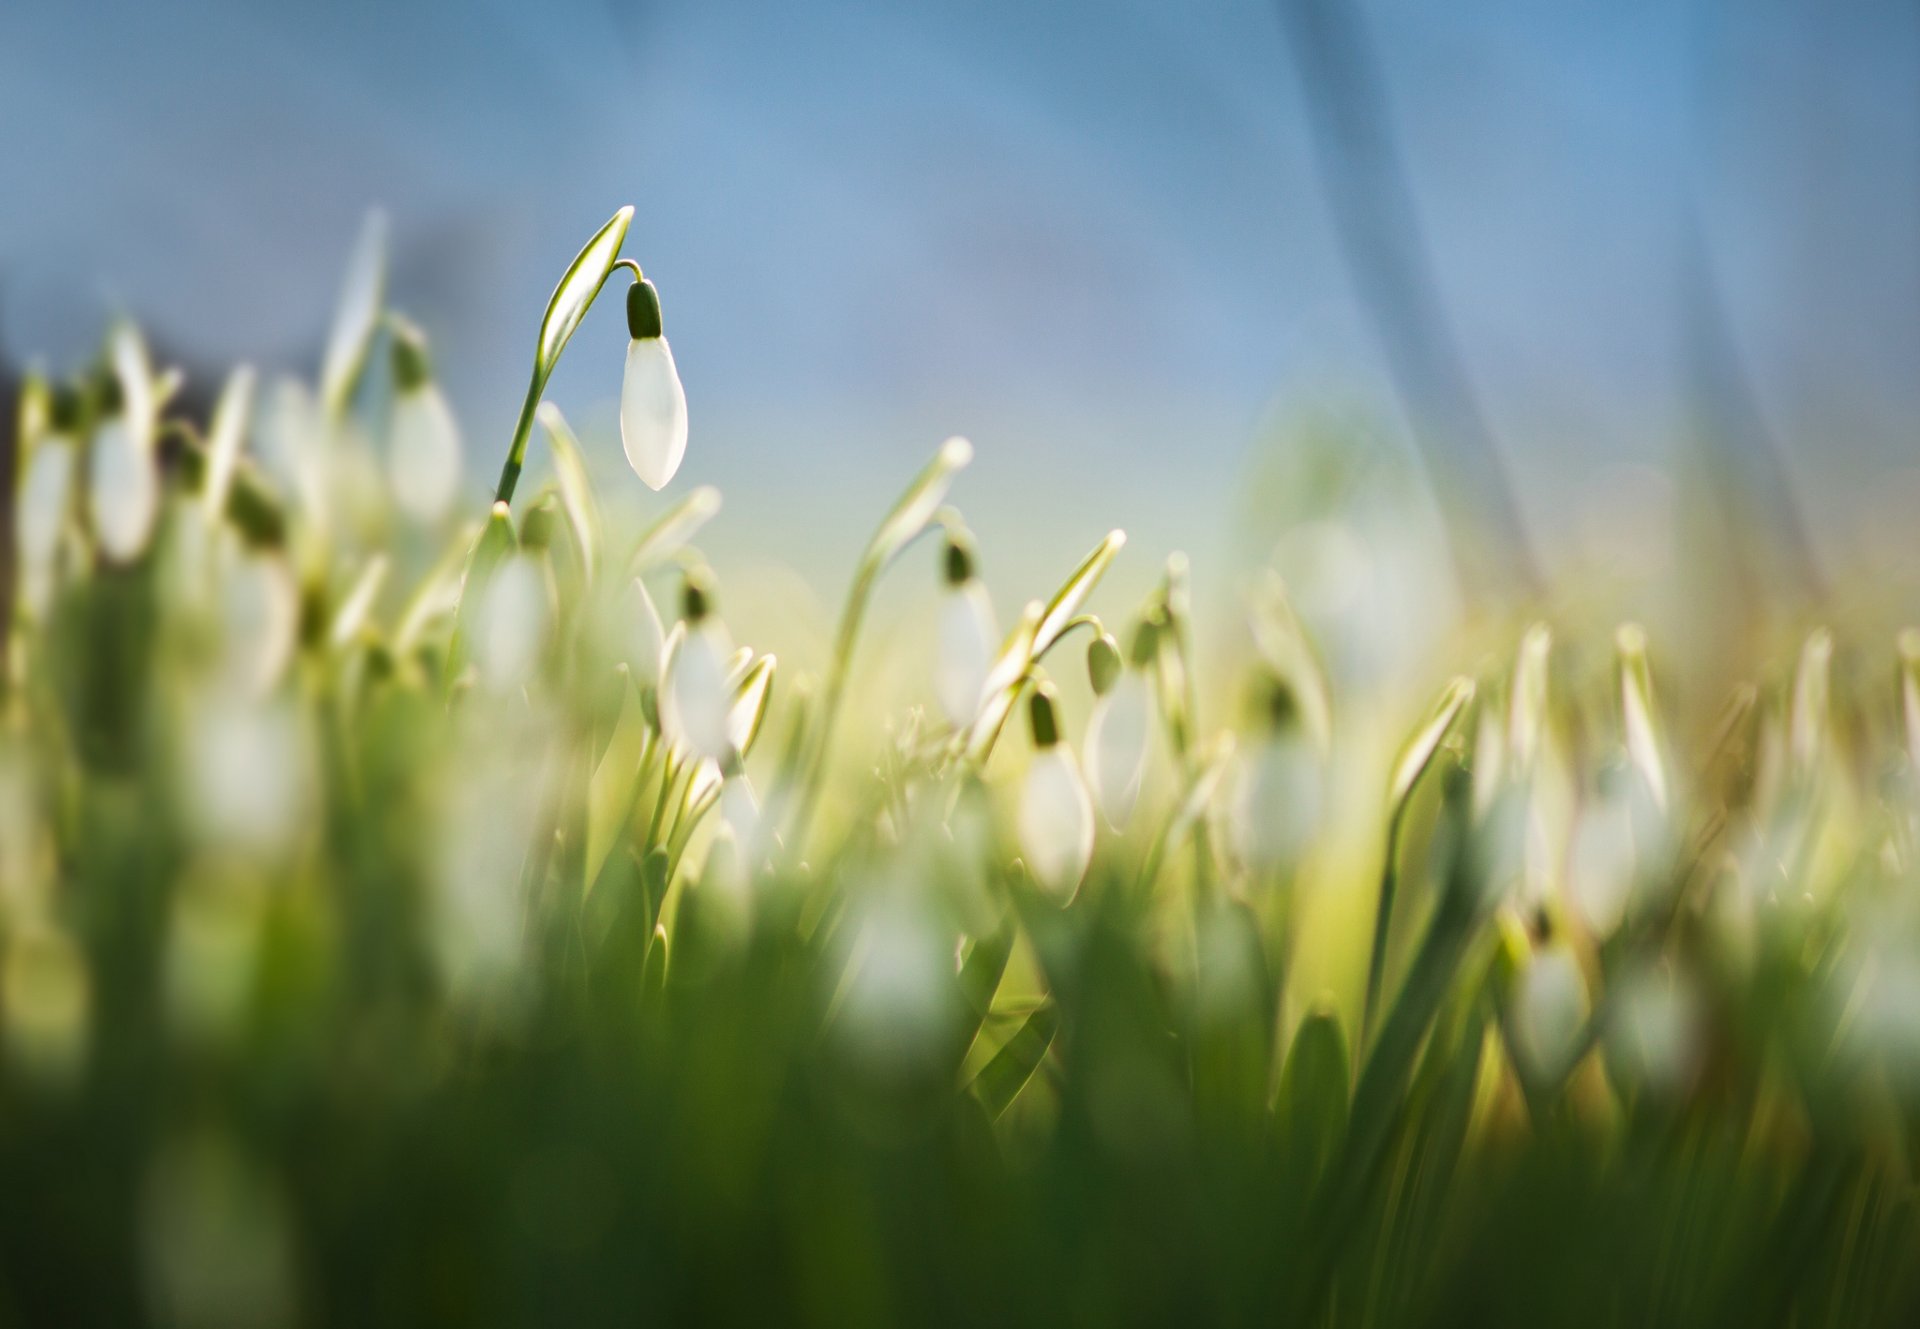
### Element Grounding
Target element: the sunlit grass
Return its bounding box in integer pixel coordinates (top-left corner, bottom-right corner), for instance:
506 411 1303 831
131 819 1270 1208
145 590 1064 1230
3 211 1919 1325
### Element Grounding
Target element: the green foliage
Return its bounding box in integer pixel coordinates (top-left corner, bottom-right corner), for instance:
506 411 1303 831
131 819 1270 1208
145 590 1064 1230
4 238 1920 1328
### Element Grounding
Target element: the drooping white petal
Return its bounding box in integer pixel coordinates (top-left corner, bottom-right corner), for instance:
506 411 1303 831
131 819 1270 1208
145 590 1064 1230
1084 671 1152 828
1231 733 1321 872
181 693 314 856
1510 946 1589 1084
1568 795 1636 937
90 416 159 562
663 621 734 762
18 436 74 611
619 337 689 491
624 578 666 687
387 385 463 522
934 581 997 726
1018 747 1095 900
475 555 550 693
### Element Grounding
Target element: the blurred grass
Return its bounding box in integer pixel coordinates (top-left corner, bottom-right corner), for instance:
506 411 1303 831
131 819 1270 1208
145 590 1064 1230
5 283 1920 1327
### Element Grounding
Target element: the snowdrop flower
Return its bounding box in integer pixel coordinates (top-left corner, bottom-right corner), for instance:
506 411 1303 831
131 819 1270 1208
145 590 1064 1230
1509 942 1589 1086
90 327 162 563
1230 678 1322 873
1085 622 1156 829
18 404 77 613
934 534 997 727
619 278 688 491
474 555 550 694
1017 683 1095 902
624 576 667 690
661 571 735 763
385 320 462 523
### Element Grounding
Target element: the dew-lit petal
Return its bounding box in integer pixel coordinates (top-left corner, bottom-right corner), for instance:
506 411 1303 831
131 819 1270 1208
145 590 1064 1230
625 577 666 687
1085 671 1152 829
90 416 159 562
619 337 689 491
662 621 734 762
935 581 997 726
1232 733 1321 871
1018 746 1095 900
387 385 463 522
475 555 550 694
18 436 74 611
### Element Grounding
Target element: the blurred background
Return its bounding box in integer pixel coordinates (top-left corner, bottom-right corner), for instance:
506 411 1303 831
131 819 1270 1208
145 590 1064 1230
3 0 1917 619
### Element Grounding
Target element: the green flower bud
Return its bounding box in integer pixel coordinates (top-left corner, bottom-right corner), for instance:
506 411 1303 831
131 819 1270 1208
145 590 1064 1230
1087 632 1122 697
1028 682 1061 749
626 278 664 341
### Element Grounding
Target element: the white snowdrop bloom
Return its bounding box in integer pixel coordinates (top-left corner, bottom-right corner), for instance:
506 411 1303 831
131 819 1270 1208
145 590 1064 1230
90 414 159 562
1510 944 1589 1084
1017 686 1095 901
18 434 75 612
1085 670 1153 829
182 695 313 857
624 577 666 688
1569 791 1637 937
387 386 462 523
1229 681 1322 873
618 279 688 491
1609 966 1701 1095
1232 732 1321 872
433 760 541 1008
661 577 735 763
474 555 550 694
837 890 954 1065
934 536 997 726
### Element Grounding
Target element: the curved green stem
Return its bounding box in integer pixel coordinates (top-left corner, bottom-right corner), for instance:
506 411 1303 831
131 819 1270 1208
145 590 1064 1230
491 373 548 508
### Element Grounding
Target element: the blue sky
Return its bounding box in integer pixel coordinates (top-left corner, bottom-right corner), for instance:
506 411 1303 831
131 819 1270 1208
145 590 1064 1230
3 0 1915 590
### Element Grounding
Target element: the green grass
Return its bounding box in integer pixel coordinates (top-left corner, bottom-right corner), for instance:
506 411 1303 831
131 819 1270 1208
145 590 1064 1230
2 214 1919 1326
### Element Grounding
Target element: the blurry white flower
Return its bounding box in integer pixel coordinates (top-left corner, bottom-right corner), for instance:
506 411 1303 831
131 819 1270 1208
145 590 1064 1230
1608 964 1701 1095
837 890 955 1066
1085 667 1153 830
386 326 463 523
661 574 734 762
474 555 550 694
1017 685 1094 901
1510 944 1588 1084
18 433 74 612
618 279 688 491
181 695 314 857
91 323 161 563
935 536 997 727
624 577 667 689
1569 788 1636 937
90 414 159 562
1229 680 1321 872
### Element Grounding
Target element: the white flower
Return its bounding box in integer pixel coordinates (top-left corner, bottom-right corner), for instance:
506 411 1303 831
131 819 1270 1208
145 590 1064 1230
1084 670 1152 829
1231 732 1321 872
935 579 997 726
1019 746 1095 900
474 555 550 694
1017 688 1094 901
624 577 666 688
387 384 462 523
618 280 688 491
1510 945 1589 1084
18 435 74 612
662 616 735 763
1568 793 1636 937
90 414 159 562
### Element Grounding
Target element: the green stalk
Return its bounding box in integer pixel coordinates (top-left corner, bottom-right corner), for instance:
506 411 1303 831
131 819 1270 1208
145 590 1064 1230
491 374 548 508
